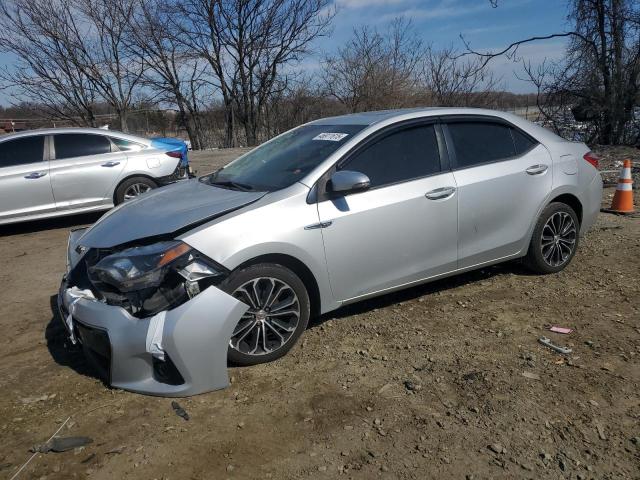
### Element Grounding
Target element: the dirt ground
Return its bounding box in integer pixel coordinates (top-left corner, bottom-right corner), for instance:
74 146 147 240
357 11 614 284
0 147 638 480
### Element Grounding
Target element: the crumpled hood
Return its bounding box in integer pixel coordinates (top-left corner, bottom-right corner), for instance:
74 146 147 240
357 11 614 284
78 179 266 248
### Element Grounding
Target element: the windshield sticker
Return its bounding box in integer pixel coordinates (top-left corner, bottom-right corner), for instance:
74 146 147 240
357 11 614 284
312 132 349 141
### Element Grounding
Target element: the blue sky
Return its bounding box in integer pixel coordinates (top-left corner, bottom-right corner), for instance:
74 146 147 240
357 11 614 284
0 0 571 106
311 0 572 93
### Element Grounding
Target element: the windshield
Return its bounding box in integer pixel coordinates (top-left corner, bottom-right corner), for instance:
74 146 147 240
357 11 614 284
201 124 366 191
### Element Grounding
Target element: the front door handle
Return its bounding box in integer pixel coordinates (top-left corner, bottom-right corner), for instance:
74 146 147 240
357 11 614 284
24 172 47 179
425 186 456 200
101 161 120 167
526 164 548 175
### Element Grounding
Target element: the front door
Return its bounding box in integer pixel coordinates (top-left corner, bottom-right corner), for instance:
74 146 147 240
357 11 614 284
0 135 55 222
317 122 458 302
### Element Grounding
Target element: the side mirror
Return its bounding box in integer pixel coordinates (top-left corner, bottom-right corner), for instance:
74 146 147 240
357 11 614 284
329 170 370 195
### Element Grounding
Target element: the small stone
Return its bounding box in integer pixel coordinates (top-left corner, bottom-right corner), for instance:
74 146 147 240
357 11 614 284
237 421 245 429
588 400 599 407
630 437 640 445
318 465 327 472
226 464 235 472
366 406 373 412
488 444 505 454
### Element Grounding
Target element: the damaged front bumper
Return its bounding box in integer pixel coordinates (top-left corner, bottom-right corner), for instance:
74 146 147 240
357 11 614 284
58 230 248 397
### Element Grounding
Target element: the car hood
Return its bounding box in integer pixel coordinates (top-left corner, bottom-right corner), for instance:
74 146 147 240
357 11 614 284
78 179 267 248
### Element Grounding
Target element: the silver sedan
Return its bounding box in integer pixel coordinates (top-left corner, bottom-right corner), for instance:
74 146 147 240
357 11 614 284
0 128 190 225
59 108 603 396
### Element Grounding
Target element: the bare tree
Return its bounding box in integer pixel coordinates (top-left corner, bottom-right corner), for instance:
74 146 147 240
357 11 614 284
73 0 145 132
175 0 334 146
422 45 502 107
321 19 423 112
0 0 99 126
462 0 640 144
127 0 208 148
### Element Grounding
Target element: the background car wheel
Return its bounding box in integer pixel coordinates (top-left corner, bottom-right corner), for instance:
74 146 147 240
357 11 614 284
220 263 310 366
114 176 157 204
523 202 580 274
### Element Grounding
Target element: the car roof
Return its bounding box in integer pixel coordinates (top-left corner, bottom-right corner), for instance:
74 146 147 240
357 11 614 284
0 127 150 144
310 107 565 144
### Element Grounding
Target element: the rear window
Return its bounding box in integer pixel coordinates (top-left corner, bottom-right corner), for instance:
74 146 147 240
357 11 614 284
111 137 145 152
54 134 112 159
511 128 538 154
0 136 45 167
448 122 516 168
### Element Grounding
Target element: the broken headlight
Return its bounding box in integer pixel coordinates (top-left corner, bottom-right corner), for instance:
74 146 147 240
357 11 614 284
87 241 227 316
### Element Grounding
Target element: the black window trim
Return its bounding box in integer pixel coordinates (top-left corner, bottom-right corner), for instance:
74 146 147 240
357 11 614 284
50 132 116 160
0 134 48 167
440 115 540 171
311 118 451 203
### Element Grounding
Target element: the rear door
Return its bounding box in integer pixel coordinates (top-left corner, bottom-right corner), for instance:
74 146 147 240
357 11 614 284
317 121 458 301
444 118 552 268
49 133 127 209
0 135 55 222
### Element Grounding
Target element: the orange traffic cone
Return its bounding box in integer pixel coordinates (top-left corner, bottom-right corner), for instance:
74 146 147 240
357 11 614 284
607 159 635 213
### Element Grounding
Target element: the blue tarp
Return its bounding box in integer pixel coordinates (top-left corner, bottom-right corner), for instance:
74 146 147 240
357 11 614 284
150 137 189 167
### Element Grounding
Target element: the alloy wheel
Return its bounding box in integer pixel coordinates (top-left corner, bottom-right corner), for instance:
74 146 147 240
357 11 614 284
541 211 576 267
229 277 300 356
123 182 152 201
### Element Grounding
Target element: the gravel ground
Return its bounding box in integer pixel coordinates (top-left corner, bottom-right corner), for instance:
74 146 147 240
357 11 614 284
0 147 638 480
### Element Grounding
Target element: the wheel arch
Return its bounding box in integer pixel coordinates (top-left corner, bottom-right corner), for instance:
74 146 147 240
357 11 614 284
112 173 159 204
233 253 322 319
548 193 583 225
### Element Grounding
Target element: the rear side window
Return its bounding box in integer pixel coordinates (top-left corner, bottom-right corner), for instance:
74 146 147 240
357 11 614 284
341 124 440 188
448 122 515 169
54 134 111 159
0 136 45 167
111 137 145 152
511 128 537 154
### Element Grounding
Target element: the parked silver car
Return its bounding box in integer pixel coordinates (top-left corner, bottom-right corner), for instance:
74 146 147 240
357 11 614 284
58 108 602 396
0 128 190 225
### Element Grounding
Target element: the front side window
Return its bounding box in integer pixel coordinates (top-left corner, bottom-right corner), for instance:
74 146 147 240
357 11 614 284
0 136 45 167
54 134 112 159
448 121 516 169
202 124 366 191
341 124 441 188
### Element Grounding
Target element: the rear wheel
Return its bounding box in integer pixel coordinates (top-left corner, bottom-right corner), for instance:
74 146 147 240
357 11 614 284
523 202 580 274
220 264 310 366
114 176 157 205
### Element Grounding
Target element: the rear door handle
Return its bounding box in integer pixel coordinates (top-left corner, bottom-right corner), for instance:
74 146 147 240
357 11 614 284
425 186 456 200
101 161 120 167
24 172 47 179
526 164 548 175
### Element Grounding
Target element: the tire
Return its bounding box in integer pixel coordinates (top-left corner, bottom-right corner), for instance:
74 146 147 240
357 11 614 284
114 176 158 205
523 202 580 274
219 263 310 366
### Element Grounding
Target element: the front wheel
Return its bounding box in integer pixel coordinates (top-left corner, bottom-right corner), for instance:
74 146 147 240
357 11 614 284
219 263 310 366
523 202 580 274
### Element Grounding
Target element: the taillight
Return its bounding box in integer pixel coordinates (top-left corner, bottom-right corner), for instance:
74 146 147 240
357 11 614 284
165 150 182 159
583 151 599 169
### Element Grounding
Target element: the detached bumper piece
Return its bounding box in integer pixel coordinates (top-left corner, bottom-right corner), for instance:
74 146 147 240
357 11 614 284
58 285 248 397
156 163 194 186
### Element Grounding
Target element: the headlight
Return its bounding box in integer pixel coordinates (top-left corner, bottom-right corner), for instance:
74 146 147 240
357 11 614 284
88 241 193 292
